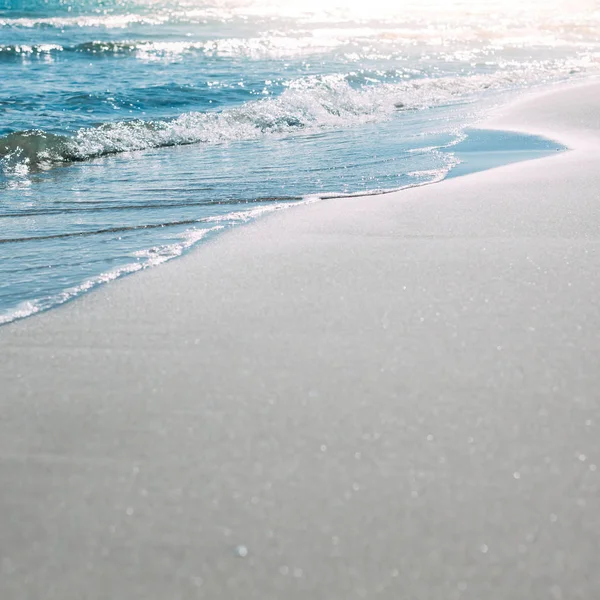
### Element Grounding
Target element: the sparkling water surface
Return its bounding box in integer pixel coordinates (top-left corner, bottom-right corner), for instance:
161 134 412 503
1 0 599 323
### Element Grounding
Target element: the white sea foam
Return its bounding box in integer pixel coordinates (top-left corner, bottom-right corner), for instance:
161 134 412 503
0 262 144 325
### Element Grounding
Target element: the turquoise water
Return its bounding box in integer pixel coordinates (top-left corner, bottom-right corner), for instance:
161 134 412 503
1 0 599 323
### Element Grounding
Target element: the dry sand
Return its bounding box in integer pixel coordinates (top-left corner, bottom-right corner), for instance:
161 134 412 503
2 79 600 599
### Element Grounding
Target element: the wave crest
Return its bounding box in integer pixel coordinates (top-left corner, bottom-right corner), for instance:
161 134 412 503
0 71 574 174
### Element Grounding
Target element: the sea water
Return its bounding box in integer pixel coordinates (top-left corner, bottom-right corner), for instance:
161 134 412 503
1 0 599 323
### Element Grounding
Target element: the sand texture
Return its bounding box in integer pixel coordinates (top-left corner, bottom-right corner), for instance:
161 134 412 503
2 80 600 599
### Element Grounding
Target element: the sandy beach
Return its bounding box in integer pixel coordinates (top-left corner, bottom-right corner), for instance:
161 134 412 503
2 79 600 598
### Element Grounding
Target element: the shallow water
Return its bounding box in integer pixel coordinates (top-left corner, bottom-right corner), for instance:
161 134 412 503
1 0 599 323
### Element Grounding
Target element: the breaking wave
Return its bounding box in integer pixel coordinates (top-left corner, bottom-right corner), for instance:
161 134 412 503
0 69 575 175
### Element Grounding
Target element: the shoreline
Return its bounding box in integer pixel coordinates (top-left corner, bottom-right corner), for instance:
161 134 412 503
0 116 565 326
2 78 600 598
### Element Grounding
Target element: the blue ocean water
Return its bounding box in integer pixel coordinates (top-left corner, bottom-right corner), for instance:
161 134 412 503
1 0 599 323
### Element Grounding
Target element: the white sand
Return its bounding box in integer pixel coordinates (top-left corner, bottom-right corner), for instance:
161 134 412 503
2 79 600 599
